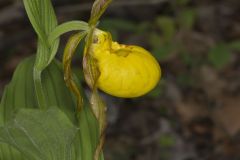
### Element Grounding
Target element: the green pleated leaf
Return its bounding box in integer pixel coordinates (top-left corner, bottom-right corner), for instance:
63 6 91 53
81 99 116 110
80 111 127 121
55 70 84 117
23 0 59 70
0 107 78 160
23 0 91 109
0 56 102 160
0 57 77 124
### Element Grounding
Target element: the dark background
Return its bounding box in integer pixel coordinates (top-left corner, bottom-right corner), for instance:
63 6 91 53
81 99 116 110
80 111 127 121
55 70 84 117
1 0 240 160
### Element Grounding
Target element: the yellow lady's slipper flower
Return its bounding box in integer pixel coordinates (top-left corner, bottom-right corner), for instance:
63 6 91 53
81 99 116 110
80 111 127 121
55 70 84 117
92 29 161 98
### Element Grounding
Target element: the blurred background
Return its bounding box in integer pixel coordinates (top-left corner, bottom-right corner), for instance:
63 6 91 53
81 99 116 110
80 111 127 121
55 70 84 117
1 0 240 159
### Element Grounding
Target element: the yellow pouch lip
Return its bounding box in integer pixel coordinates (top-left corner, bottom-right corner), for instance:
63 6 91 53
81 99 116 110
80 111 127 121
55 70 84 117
90 29 161 98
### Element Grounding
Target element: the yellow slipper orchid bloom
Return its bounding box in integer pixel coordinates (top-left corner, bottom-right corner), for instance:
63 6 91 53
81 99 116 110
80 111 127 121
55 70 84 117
91 29 161 98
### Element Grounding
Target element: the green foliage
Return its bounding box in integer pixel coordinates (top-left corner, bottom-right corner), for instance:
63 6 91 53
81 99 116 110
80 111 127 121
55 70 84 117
148 16 177 61
180 51 192 65
156 16 176 42
23 0 59 71
208 44 231 69
159 134 176 148
177 73 194 87
178 8 197 30
152 43 176 61
89 0 112 25
228 40 240 51
23 0 91 109
0 56 101 160
149 32 163 47
135 21 151 33
147 84 162 98
83 1 113 155
0 108 78 160
147 80 165 98
48 21 89 44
